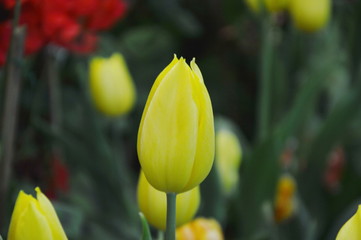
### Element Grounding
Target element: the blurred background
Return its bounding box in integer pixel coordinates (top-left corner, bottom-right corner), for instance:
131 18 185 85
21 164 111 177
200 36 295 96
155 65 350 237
0 0 361 239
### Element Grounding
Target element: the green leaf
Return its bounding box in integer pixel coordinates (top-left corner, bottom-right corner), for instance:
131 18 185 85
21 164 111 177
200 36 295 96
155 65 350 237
139 212 153 240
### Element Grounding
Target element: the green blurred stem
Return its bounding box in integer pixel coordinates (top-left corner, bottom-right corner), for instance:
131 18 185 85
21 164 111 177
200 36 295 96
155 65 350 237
165 193 176 240
0 0 24 227
157 231 164 240
46 46 63 156
257 19 273 141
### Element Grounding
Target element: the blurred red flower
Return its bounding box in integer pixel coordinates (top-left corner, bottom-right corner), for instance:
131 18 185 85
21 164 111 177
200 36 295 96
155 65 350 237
0 21 11 65
0 0 127 65
46 154 70 200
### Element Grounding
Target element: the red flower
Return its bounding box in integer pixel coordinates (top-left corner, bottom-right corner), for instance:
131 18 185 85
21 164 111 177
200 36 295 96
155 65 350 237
86 0 127 31
0 21 11 65
324 146 345 193
46 154 70 200
0 0 128 66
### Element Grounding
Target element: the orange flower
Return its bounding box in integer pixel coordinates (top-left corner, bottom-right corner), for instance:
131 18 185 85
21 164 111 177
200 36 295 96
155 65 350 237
274 174 297 222
176 218 224 240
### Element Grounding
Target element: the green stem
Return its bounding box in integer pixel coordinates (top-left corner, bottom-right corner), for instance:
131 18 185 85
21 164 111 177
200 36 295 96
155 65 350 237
257 19 274 141
0 0 24 227
165 193 176 240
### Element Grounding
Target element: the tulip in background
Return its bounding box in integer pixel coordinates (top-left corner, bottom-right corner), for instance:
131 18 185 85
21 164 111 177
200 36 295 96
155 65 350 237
89 53 136 116
336 205 361 240
137 172 200 230
137 55 214 193
8 187 67 240
215 128 242 195
274 174 297 222
176 218 224 240
289 0 330 32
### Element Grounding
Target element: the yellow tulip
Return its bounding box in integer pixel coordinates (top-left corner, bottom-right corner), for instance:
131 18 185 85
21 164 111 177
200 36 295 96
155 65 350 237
137 55 215 193
336 205 361 240
8 187 67 240
274 174 297 222
176 218 224 240
289 0 330 32
89 53 136 116
137 172 200 230
215 128 242 195
245 0 289 13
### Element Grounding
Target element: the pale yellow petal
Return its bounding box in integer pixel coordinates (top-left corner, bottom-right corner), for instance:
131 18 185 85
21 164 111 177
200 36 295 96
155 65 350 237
138 172 200 230
139 59 198 192
182 65 215 192
216 129 242 194
176 186 200 227
336 205 361 240
8 191 33 240
290 0 330 32
36 187 67 240
13 200 53 240
89 53 136 116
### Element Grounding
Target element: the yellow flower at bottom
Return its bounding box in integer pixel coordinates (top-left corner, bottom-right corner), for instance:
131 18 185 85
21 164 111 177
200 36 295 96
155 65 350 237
336 205 361 240
137 172 200 230
176 218 224 240
8 187 67 240
274 174 296 222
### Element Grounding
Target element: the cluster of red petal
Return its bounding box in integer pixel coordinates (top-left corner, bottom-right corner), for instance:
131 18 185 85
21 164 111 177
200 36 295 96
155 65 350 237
0 0 127 65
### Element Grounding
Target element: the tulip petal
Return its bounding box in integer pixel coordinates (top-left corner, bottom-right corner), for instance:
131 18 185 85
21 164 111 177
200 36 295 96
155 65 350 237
13 200 53 240
36 187 68 240
89 53 136 116
138 172 167 230
138 172 200 230
139 59 199 192
8 191 33 240
182 67 214 191
176 186 200 227
336 205 361 240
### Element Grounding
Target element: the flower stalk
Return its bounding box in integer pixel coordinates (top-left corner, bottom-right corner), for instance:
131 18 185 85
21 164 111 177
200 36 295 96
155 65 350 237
257 18 274 141
0 0 25 226
165 193 177 240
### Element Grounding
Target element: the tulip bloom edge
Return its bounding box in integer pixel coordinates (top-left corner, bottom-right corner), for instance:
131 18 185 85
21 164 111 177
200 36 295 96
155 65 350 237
137 55 215 194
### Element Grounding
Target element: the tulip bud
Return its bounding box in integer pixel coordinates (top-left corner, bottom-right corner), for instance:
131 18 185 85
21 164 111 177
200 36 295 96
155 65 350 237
336 205 361 240
274 174 297 222
8 187 67 240
245 0 289 13
176 218 224 240
89 53 136 116
215 128 242 195
289 0 330 32
137 56 215 193
137 172 200 230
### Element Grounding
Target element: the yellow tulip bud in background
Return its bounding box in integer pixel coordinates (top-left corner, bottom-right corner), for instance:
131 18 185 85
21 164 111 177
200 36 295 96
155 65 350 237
8 187 67 240
245 0 289 13
289 0 330 32
176 218 224 240
274 174 297 223
89 53 136 116
137 172 200 230
215 128 242 195
137 56 215 193
336 205 361 240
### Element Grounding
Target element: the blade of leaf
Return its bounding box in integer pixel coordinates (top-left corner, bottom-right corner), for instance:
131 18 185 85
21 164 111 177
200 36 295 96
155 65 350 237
139 212 153 240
